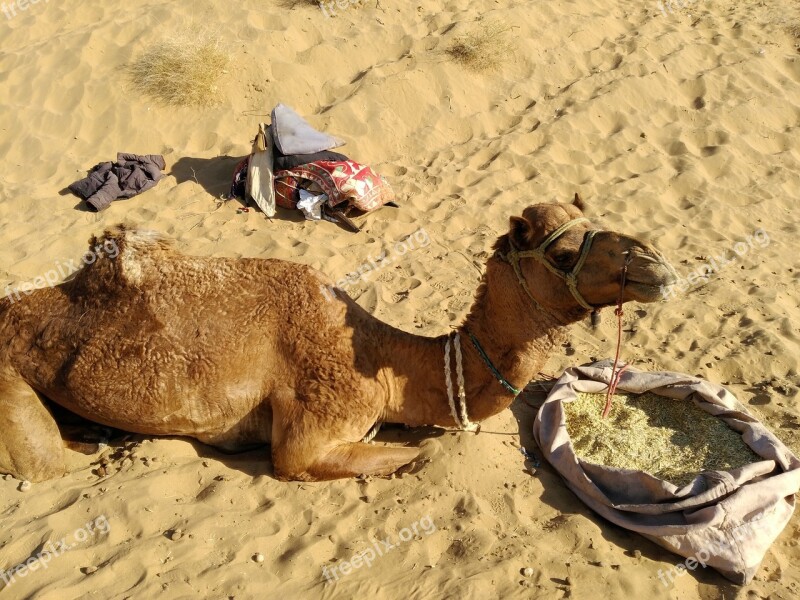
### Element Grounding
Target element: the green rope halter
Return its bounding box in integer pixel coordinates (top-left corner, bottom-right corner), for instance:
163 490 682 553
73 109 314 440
503 217 599 312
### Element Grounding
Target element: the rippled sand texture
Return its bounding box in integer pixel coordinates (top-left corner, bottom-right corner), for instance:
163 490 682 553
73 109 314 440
1 0 800 598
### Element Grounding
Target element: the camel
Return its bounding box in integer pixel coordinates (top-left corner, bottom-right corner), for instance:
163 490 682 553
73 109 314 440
0 199 676 483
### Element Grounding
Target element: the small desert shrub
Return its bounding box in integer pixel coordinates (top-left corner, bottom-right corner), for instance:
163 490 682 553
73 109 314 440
446 22 513 72
787 23 800 52
278 0 318 7
128 27 229 107
280 0 366 9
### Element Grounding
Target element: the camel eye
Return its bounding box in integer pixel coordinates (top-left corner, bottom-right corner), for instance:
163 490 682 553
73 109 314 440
552 252 574 267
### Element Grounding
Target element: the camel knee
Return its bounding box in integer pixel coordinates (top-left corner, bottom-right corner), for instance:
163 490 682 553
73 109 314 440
0 450 65 483
0 425 65 483
271 456 301 482
270 444 318 482
0 377 66 483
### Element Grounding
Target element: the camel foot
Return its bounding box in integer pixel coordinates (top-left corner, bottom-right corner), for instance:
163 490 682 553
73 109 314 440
50 404 116 449
386 438 442 478
274 442 421 482
0 377 65 482
64 440 105 455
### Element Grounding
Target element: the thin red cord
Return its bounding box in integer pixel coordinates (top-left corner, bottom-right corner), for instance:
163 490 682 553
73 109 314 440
602 255 632 418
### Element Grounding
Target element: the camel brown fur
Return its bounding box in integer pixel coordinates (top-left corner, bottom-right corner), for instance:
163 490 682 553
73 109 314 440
0 201 676 483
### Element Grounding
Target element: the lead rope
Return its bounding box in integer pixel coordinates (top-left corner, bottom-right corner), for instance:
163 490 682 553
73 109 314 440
602 253 632 418
444 335 458 426
453 334 479 432
444 333 479 432
361 422 381 443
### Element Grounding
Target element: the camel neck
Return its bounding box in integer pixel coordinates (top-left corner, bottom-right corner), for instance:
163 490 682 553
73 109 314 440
452 317 567 424
377 257 570 428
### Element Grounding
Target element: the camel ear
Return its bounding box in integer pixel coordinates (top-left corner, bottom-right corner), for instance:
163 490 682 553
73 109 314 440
510 216 533 248
573 192 586 212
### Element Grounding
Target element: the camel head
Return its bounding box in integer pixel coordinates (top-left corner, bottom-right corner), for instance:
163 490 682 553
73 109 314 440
497 196 677 324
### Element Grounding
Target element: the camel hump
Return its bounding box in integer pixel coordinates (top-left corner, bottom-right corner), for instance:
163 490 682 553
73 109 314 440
81 224 176 288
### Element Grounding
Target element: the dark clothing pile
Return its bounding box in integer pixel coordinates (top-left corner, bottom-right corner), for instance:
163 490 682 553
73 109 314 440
273 149 349 171
69 153 166 212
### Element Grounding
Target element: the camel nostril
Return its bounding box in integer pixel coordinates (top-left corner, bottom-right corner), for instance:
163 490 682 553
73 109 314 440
624 246 678 288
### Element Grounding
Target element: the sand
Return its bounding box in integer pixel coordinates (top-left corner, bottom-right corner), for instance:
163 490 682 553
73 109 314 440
1 0 800 598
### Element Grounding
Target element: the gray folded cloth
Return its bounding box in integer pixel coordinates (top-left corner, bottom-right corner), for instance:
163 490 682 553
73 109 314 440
69 153 166 212
270 104 345 156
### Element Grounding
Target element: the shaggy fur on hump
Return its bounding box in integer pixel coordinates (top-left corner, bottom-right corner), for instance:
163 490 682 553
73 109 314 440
73 224 174 294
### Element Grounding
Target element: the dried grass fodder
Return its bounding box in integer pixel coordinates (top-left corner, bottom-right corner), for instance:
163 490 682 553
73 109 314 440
445 22 513 72
128 28 229 107
565 392 761 488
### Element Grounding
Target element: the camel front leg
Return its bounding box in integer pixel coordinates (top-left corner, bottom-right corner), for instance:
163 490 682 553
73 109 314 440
273 440 420 482
269 394 420 481
0 376 65 482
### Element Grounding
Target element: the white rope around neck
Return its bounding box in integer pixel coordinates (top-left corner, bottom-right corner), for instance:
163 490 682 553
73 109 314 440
444 332 479 432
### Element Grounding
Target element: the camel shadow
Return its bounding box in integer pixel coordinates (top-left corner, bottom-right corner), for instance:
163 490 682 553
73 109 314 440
509 380 744 592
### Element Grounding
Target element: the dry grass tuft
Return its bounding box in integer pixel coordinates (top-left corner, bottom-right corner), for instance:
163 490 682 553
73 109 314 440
565 392 761 488
278 0 320 7
445 22 513 72
787 23 800 52
128 27 229 107
279 0 367 10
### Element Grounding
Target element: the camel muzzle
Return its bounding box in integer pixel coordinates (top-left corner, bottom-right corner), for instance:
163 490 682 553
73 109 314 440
623 245 678 303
